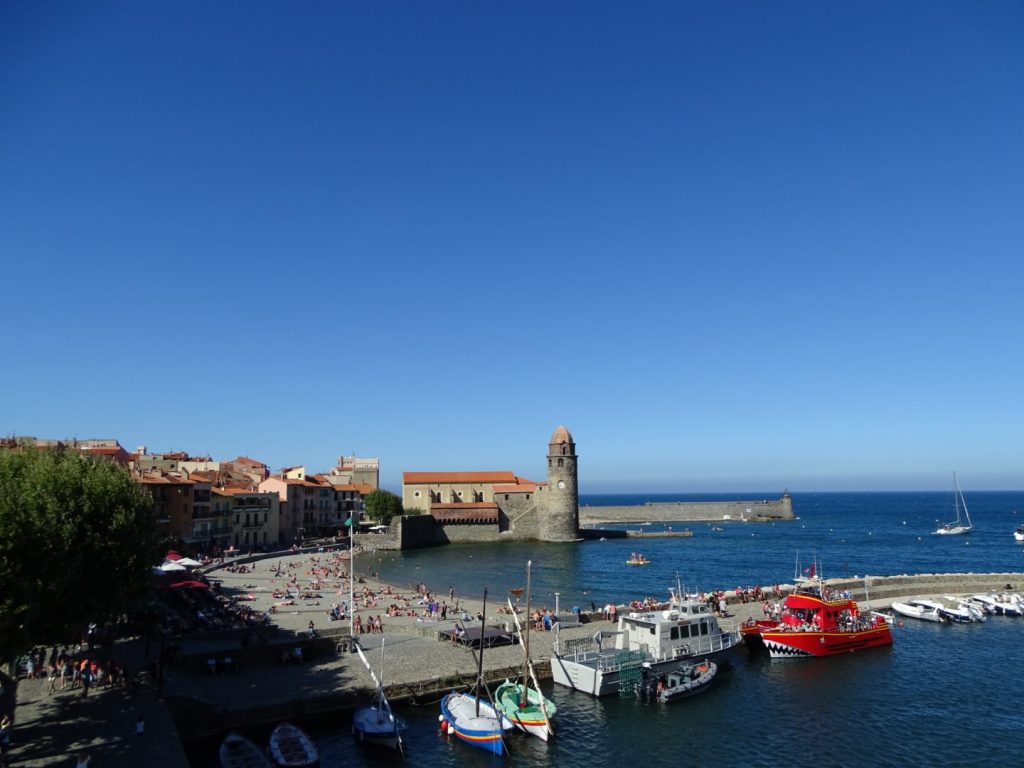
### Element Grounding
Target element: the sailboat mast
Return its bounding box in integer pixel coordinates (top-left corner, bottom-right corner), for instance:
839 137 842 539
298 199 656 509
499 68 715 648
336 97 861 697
521 561 532 707
476 588 487 718
349 518 355 640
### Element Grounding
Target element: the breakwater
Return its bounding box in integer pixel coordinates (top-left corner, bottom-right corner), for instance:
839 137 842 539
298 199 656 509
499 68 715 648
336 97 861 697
579 493 794 524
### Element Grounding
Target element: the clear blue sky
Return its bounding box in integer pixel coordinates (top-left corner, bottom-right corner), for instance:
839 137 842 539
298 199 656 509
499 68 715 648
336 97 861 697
3 2 1022 493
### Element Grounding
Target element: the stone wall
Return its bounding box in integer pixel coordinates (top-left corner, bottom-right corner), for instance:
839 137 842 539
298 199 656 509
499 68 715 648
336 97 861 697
500 493 541 540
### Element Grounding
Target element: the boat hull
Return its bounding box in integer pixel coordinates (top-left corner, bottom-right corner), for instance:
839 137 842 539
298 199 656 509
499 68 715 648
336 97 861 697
352 703 407 751
220 732 272 768
440 692 512 755
759 625 892 658
551 639 739 697
268 723 318 767
494 681 556 740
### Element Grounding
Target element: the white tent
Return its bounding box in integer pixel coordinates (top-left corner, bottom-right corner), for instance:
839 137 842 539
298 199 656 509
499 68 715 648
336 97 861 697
160 561 187 572
176 557 203 567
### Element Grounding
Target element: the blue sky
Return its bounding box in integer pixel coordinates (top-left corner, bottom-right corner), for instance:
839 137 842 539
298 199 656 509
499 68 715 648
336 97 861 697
2 2 1022 493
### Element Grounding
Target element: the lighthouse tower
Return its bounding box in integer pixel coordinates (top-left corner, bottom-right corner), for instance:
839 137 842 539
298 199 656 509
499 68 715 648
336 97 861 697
543 425 580 541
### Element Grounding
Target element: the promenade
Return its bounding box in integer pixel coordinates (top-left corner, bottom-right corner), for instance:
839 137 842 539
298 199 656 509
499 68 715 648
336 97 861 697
7 548 1023 767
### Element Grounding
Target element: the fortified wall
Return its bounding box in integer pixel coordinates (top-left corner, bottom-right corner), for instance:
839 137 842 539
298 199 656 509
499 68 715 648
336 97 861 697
579 493 794 525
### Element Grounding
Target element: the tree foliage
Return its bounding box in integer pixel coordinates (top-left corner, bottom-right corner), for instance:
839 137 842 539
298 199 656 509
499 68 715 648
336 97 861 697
0 447 160 660
363 489 404 525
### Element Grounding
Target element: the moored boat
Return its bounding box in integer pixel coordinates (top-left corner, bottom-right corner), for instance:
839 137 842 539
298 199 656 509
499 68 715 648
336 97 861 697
637 660 717 704
744 582 892 659
551 581 741 696
890 599 948 624
351 638 408 752
625 553 650 566
440 691 514 756
439 589 513 755
494 680 557 740
971 593 1023 616
268 723 318 767
219 732 272 768
493 561 556 740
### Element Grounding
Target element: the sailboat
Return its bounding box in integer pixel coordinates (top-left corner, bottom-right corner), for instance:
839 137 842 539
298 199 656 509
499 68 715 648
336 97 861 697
934 472 973 535
495 561 557 741
351 637 408 751
440 589 514 756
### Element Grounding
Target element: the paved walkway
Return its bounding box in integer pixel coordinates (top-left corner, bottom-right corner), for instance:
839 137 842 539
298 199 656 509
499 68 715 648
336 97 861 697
5 640 188 768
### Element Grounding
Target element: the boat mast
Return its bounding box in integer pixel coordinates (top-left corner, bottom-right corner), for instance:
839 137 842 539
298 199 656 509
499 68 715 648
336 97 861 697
349 516 355 640
521 561 532 708
476 588 487 718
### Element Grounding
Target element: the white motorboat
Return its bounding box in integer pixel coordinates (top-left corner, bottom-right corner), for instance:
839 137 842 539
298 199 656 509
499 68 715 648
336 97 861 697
551 581 741 697
937 598 982 624
890 600 948 623
934 472 973 535
1013 527 1024 542
972 594 1023 616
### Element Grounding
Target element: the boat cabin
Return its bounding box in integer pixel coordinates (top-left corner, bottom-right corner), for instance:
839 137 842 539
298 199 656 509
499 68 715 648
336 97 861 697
614 600 737 662
778 590 860 632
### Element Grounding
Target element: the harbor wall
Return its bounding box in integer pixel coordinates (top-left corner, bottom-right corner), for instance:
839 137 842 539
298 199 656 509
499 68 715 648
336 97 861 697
579 493 794 524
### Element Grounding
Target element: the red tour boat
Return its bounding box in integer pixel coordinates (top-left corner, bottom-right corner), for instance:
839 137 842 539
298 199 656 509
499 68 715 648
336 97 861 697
742 582 892 659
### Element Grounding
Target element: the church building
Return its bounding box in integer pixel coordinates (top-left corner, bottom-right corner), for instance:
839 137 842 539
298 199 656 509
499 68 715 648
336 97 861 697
400 425 580 542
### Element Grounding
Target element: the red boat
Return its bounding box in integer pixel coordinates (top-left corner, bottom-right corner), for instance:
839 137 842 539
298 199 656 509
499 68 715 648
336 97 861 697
742 584 892 659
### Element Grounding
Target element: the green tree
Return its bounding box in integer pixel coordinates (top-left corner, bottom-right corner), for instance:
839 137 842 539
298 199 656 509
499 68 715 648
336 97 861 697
363 489 404 525
0 447 160 661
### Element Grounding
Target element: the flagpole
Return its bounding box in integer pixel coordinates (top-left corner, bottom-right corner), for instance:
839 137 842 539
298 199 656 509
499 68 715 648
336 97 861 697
349 514 355 642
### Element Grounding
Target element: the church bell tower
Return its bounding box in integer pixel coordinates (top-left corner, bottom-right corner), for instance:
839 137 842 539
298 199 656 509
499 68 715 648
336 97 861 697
543 425 579 541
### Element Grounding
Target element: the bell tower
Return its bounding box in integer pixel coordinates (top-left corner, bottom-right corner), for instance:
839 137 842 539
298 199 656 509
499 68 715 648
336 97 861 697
543 425 579 541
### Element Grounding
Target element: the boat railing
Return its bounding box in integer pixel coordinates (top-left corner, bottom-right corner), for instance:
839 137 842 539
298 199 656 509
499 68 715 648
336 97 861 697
663 628 741 661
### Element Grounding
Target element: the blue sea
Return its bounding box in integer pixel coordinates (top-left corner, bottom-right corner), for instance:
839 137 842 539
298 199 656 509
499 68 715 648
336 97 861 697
208 492 1024 767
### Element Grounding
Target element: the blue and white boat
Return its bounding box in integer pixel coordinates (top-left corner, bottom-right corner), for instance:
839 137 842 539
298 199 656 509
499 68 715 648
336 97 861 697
440 691 513 756
439 589 513 756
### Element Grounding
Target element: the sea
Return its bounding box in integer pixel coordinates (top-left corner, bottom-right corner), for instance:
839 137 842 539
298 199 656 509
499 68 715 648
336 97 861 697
204 492 1024 767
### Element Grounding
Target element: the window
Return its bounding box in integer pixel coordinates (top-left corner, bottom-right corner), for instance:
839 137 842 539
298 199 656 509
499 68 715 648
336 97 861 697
557 458 564 467
414 491 421 498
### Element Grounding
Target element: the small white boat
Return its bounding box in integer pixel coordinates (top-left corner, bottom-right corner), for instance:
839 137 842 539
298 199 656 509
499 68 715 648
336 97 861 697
220 732 272 768
351 639 407 752
1013 527 1024 542
937 598 982 624
637 660 717 704
268 723 318 767
891 600 947 623
934 472 973 535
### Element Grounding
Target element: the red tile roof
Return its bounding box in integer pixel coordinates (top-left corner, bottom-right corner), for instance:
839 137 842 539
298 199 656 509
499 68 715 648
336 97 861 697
404 471 517 485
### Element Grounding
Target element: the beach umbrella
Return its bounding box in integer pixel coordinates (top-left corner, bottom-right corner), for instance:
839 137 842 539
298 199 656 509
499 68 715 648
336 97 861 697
170 580 210 589
176 557 203 567
160 561 187 572
165 551 183 561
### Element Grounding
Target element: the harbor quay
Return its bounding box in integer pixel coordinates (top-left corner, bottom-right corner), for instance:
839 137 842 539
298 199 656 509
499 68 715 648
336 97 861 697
6 547 1024 766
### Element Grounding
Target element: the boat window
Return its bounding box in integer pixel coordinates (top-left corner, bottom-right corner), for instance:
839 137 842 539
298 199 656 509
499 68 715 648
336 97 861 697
700 620 709 636
670 627 679 640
